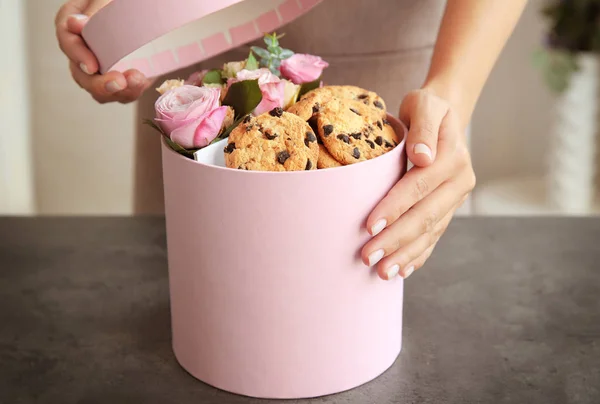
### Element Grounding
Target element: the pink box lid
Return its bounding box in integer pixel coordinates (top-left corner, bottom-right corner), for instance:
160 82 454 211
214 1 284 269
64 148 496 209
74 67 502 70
81 0 323 77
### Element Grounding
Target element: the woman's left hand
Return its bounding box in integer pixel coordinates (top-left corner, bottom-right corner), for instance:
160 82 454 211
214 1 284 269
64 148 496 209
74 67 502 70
361 89 476 280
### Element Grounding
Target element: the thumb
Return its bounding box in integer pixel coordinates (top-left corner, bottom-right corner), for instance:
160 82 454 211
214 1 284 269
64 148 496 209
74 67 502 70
399 90 449 168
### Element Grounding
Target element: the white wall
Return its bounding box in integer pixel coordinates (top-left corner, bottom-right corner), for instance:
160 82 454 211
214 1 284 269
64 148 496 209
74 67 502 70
0 0 35 215
26 0 135 215
472 0 553 182
7 0 553 215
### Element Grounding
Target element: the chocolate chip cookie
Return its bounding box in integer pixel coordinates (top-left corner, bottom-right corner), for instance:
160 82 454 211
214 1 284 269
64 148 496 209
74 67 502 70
317 144 342 169
308 85 387 112
224 108 319 171
317 99 398 165
286 89 332 122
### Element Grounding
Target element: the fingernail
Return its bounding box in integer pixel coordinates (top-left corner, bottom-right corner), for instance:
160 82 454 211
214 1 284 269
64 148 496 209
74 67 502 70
370 219 387 236
80 63 91 75
71 14 88 21
402 266 415 279
385 264 400 280
414 143 433 160
368 249 385 267
105 81 123 93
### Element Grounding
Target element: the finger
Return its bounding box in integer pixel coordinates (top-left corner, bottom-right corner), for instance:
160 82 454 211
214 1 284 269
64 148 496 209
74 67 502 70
400 90 449 168
401 244 435 279
57 15 99 75
116 69 154 103
366 109 464 237
362 171 472 268
375 204 456 280
70 61 127 100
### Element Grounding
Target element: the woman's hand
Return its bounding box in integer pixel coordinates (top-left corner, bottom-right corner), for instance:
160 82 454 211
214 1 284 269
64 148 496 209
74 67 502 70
361 89 476 280
55 0 153 104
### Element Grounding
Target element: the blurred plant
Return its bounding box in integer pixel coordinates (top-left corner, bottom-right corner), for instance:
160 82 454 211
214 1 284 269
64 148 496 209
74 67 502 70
533 0 600 93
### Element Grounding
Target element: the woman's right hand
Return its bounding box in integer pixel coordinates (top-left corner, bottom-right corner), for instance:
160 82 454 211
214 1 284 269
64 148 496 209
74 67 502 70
55 0 153 104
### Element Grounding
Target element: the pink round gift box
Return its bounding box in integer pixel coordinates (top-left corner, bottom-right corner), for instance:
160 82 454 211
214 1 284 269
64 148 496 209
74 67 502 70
84 0 408 398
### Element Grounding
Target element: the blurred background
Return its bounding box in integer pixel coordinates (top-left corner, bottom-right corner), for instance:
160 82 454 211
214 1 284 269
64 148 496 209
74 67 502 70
1 0 599 216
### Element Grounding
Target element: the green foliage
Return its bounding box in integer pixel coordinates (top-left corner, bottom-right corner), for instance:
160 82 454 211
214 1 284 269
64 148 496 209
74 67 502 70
142 119 198 158
222 79 263 120
534 1 600 93
298 77 322 98
246 51 259 70
251 32 294 76
202 69 224 85
532 48 579 93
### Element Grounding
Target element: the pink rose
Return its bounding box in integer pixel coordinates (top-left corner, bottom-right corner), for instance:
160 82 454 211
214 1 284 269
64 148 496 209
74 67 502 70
231 68 285 116
155 85 228 149
280 54 329 84
185 70 208 86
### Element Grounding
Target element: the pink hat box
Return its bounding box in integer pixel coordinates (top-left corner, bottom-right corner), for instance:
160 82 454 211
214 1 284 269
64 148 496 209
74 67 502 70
83 0 409 399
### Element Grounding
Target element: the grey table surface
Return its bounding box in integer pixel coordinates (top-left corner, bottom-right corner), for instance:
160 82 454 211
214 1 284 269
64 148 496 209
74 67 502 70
0 217 599 404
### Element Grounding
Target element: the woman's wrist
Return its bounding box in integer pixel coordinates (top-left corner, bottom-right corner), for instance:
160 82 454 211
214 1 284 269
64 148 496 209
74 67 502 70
420 76 471 132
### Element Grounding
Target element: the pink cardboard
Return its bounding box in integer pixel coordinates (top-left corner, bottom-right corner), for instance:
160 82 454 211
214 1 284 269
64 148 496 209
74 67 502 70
161 115 408 398
82 0 323 77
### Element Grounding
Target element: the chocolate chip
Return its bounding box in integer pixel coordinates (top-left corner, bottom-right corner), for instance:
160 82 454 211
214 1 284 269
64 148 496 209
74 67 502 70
323 125 334 137
337 134 350 144
366 139 375 149
305 160 313 170
393 139 399 146
352 148 361 159
243 115 252 124
384 140 394 148
305 131 317 147
269 107 284 117
383 119 391 126
375 136 383 146
350 133 362 140
265 131 278 140
312 103 321 114
373 101 384 110
224 143 236 154
350 108 361 116
245 124 253 132
277 150 290 164
376 121 383 130
358 94 369 99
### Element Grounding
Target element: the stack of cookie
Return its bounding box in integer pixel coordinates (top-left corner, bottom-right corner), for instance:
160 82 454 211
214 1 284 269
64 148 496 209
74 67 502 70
224 86 399 171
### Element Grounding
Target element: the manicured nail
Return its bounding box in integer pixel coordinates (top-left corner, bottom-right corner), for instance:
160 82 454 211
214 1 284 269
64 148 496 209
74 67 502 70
385 264 400 280
105 81 123 93
414 143 433 160
368 249 385 267
71 14 88 21
370 219 387 236
80 63 91 75
402 266 415 279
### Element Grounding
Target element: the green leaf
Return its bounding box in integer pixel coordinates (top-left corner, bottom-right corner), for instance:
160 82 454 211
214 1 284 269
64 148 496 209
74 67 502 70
210 114 250 144
251 46 270 60
142 119 166 136
142 119 197 158
279 49 294 59
298 77 322 98
164 137 198 158
246 51 259 70
202 69 224 85
222 79 263 119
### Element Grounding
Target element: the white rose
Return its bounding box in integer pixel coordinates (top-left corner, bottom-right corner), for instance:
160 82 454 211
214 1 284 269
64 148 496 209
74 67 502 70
222 60 247 79
283 79 301 109
156 79 184 95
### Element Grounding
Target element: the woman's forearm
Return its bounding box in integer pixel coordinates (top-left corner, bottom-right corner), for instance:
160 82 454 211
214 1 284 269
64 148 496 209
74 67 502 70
423 0 528 127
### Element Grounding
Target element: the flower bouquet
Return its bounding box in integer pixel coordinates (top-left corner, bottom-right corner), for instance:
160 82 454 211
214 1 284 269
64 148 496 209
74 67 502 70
146 32 400 172
144 32 327 158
